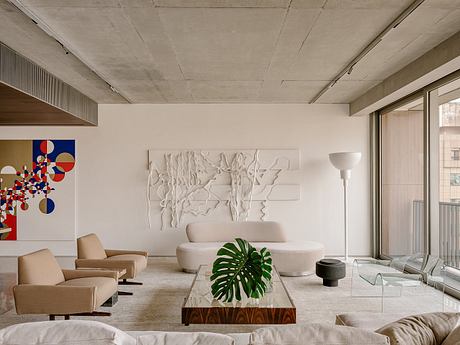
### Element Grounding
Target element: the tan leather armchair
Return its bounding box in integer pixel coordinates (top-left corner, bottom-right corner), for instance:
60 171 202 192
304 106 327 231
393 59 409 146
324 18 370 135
14 249 117 320
76 233 148 285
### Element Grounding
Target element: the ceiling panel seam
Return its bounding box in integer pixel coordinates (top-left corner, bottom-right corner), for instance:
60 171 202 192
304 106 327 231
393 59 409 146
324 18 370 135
156 8 195 101
119 6 168 102
259 0 293 100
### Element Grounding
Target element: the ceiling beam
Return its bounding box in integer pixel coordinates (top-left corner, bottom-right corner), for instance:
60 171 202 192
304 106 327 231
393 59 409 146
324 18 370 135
350 31 460 116
0 43 98 126
309 0 425 104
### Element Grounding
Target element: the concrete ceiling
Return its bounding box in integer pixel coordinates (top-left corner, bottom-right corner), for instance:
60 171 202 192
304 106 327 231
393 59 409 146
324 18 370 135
1 0 460 104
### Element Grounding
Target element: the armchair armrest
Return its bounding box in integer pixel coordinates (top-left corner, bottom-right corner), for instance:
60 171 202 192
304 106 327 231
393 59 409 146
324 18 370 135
14 284 96 315
62 269 118 281
105 249 148 257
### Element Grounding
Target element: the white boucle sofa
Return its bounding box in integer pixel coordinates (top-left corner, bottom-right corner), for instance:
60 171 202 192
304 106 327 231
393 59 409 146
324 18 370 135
176 221 325 276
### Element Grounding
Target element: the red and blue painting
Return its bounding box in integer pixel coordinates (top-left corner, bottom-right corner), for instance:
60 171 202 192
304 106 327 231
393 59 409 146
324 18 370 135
0 140 75 241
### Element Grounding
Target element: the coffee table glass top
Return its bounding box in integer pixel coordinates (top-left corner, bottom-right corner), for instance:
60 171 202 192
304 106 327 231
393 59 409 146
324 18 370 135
184 265 294 308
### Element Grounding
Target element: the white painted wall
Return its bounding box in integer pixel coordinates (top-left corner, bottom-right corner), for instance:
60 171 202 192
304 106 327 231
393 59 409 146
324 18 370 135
0 104 370 257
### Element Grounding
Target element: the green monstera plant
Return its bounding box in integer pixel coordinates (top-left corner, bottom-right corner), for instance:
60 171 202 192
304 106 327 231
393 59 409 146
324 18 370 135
210 238 272 302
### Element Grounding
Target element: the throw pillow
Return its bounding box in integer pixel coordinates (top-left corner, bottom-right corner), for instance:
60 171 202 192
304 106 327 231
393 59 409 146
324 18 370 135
249 324 390 345
441 325 460 345
137 332 235 345
376 312 460 345
0 320 135 345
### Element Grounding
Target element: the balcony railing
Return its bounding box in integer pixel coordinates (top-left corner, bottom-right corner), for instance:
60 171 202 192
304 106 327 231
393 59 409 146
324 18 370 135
413 200 460 268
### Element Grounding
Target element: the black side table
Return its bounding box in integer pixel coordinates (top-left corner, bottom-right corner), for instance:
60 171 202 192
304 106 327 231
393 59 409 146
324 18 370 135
315 259 346 287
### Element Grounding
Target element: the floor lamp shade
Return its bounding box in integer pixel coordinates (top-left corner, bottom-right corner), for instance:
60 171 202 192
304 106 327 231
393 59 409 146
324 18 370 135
329 152 362 180
329 152 361 262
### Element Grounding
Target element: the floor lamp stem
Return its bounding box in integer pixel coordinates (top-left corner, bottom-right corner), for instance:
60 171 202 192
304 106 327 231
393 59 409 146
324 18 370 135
343 179 349 262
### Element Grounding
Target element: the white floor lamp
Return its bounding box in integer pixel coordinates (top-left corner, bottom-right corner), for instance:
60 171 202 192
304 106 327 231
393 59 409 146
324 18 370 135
329 152 362 262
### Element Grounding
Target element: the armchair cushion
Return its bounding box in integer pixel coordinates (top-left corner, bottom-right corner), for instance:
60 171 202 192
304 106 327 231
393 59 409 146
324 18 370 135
59 277 117 307
77 233 107 259
18 249 65 285
14 284 96 315
106 254 147 277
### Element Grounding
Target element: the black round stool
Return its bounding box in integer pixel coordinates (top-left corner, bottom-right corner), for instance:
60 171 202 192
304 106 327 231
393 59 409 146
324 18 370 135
315 259 346 287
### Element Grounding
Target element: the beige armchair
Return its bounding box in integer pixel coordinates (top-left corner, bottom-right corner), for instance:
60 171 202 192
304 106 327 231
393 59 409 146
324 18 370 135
76 233 148 285
14 249 117 320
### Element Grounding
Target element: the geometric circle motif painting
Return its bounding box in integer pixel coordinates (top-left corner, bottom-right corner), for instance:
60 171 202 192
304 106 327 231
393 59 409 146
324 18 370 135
0 139 75 240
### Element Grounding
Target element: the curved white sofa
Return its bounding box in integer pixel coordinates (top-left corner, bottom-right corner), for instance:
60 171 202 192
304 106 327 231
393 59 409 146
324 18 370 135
176 221 325 276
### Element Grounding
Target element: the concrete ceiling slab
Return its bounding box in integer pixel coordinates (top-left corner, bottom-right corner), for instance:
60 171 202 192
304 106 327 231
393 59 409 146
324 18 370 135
188 81 263 102
154 80 193 102
263 8 321 81
154 0 290 7
259 80 326 102
291 0 406 9
3 0 460 105
158 7 285 81
286 4 412 81
423 0 460 9
17 0 156 8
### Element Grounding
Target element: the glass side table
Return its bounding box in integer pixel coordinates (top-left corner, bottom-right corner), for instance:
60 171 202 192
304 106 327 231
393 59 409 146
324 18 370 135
351 257 425 312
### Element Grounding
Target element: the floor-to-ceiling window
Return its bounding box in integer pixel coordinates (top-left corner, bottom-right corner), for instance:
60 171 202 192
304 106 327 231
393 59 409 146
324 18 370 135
430 78 460 292
376 72 460 295
381 97 424 257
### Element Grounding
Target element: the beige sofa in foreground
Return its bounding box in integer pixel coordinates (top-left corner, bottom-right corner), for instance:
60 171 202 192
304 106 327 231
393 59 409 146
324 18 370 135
1 313 459 345
14 249 118 319
176 221 325 276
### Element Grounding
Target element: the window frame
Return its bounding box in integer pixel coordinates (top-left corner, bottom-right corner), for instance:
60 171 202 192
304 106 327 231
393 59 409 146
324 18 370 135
372 69 460 298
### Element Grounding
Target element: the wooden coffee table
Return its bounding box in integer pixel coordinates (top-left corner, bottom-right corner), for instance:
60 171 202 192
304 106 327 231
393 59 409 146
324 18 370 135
182 265 296 325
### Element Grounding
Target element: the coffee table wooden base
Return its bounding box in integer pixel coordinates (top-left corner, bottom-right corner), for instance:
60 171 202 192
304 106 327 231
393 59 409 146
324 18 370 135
182 265 296 325
182 306 296 325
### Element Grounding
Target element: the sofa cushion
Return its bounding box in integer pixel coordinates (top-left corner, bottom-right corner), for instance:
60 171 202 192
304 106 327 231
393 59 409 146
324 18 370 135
77 234 108 260
335 313 412 330
441 324 460 345
137 332 235 345
0 320 135 345
186 221 287 243
18 249 65 285
106 254 147 275
249 324 390 345
59 277 117 307
376 313 460 345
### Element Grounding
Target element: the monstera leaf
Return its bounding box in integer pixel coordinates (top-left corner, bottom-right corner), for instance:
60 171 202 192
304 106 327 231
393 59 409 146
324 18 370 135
210 238 272 302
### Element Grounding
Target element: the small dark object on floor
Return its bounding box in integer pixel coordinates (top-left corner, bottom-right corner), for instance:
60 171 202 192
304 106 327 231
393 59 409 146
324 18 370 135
316 259 346 287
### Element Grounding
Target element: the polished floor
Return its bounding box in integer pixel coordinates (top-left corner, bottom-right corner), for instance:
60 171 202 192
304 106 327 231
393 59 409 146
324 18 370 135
0 257 458 333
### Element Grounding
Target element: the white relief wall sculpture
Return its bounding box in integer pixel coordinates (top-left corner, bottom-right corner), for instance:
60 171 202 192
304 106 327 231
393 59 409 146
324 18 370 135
147 149 300 230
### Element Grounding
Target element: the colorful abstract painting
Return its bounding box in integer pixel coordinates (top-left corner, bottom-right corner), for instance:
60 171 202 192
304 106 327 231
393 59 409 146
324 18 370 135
0 140 75 241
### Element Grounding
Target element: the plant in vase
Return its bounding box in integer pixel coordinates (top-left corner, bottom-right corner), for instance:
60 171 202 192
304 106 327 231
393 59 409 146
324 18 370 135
210 238 272 302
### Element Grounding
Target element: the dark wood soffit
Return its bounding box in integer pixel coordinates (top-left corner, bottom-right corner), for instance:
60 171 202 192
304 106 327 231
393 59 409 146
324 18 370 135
0 82 94 126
